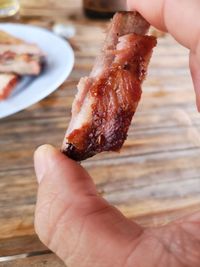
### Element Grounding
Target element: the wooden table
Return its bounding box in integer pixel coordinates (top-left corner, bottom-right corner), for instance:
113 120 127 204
0 1 200 266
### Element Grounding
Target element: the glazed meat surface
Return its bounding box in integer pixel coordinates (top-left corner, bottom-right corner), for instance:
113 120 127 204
0 52 43 75
0 30 44 76
62 12 157 161
0 73 18 100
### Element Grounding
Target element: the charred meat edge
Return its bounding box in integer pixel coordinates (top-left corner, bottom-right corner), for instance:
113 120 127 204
62 12 157 161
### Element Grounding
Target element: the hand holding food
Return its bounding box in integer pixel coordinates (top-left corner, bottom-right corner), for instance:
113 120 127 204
34 1 200 266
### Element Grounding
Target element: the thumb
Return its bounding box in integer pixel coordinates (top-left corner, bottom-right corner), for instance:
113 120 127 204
34 145 143 267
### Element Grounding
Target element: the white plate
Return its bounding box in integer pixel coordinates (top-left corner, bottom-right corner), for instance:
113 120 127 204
0 23 74 119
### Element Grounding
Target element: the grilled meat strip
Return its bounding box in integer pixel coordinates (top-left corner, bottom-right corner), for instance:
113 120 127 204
0 30 44 75
0 52 43 75
62 12 157 161
0 73 18 100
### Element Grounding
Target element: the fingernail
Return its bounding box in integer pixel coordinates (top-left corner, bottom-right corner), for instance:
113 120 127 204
34 144 55 183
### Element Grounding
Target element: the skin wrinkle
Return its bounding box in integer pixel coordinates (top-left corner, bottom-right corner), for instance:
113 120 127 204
153 224 200 267
62 212 91 265
53 208 85 260
52 198 108 260
64 206 112 266
146 228 187 267
35 191 61 246
178 223 200 260
169 225 189 266
35 201 51 243
148 231 187 267
123 233 145 267
64 205 122 266
45 194 62 247
146 228 174 255
124 230 182 267
66 203 143 266
175 220 200 240
160 249 172 267
35 164 79 247
154 241 170 267
47 199 74 253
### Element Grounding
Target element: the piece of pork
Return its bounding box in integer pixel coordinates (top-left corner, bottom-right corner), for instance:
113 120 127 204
0 73 18 100
0 44 42 56
0 52 43 75
62 12 157 161
0 30 44 75
0 30 43 55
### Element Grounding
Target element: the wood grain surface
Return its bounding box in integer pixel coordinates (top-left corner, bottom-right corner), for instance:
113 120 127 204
0 0 200 266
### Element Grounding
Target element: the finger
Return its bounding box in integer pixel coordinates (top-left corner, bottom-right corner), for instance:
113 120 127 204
190 51 200 112
34 145 142 266
127 0 200 111
127 0 166 31
127 0 200 54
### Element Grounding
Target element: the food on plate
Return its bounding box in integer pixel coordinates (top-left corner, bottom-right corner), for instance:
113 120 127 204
0 52 43 75
0 30 45 101
0 30 44 75
62 11 157 161
0 73 18 100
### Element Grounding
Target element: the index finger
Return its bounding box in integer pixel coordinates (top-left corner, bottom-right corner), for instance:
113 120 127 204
127 0 200 59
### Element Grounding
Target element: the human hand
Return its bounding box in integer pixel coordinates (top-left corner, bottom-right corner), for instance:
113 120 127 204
127 0 200 111
34 1 200 266
34 145 200 267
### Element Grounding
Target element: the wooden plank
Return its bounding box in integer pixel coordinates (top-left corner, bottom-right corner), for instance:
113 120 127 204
0 253 64 267
20 0 82 17
0 236 46 257
20 0 81 9
1 107 199 170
